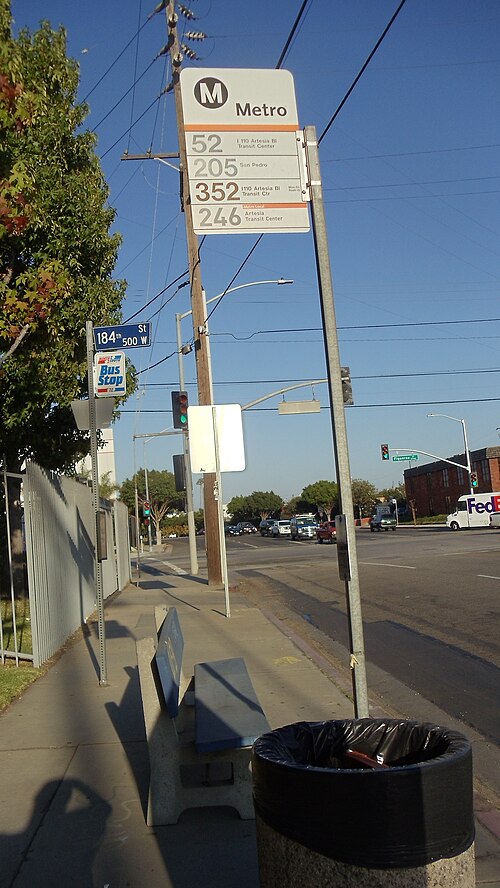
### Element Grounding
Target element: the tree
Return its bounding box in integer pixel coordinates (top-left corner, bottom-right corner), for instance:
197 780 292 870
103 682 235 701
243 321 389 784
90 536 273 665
119 469 184 545
351 479 378 518
226 491 284 525
0 6 129 473
246 491 283 519
377 483 406 504
301 480 338 520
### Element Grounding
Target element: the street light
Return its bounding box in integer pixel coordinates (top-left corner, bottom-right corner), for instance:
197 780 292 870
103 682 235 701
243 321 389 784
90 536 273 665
427 413 473 494
176 278 293 602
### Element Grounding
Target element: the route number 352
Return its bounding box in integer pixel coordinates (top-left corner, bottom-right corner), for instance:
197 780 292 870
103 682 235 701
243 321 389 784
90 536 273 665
194 181 240 202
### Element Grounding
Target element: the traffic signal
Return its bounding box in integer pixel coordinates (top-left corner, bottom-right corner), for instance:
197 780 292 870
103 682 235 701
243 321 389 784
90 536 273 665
341 366 353 406
471 472 478 488
172 391 189 429
143 501 150 517
381 444 390 461
173 454 186 492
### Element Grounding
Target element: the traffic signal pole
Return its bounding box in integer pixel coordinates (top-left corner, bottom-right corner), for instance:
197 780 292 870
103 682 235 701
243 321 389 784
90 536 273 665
164 1 222 584
304 127 369 718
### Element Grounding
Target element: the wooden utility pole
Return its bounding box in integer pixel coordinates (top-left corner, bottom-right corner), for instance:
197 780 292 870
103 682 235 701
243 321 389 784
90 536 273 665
164 1 222 583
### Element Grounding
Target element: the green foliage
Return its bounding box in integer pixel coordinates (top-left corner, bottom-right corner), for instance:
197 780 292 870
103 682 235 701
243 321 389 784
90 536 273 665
301 480 338 516
120 468 184 545
227 490 283 524
0 7 132 471
99 471 119 499
377 484 406 504
351 479 378 515
119 468 183 514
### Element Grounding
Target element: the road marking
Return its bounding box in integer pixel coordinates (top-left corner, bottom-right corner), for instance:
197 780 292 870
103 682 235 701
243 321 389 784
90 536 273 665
163 560 188 575
360 562 416 570
478 574 500 580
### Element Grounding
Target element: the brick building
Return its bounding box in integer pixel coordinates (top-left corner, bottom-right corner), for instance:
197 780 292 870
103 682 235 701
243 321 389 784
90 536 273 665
404 446 500 517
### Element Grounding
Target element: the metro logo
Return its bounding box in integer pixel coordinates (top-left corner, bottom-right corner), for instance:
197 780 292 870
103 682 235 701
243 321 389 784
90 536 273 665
466 495 500 514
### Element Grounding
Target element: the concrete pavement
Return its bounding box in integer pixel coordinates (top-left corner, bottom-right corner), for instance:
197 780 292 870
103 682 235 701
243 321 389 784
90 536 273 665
0 556 499 887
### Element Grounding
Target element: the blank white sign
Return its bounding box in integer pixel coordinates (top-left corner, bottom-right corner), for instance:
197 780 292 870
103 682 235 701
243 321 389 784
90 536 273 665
188 404 246 473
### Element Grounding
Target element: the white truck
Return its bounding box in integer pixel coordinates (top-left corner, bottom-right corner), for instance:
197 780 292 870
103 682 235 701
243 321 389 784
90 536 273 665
446 492 500 530
290 514 317 540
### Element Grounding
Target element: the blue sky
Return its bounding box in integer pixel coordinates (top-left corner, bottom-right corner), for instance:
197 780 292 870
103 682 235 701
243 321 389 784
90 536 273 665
14 0 500 501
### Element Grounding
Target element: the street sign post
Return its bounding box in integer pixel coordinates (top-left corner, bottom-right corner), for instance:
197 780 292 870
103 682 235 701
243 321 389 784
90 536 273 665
392 454 419 461
93 322 151 350
180 68 310 235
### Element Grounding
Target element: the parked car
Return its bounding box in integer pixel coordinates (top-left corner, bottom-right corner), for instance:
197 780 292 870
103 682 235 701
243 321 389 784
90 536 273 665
369 513 397 532
236 521 258 534
316 521 337 543
270 520 291 538
261 519 278 536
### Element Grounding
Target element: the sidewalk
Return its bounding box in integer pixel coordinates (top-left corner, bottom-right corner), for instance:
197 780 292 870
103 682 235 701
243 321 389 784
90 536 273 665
0 561 499 887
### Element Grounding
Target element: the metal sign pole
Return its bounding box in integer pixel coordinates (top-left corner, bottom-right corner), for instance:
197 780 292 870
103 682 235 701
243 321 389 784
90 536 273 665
212 407 230 618
304 126 368 718
86 321 108 686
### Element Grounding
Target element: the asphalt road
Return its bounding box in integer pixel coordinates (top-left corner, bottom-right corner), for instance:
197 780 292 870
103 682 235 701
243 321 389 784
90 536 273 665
218 525 500 745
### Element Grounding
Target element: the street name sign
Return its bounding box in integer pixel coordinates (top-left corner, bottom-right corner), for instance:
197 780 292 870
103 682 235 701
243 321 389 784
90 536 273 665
94 351 126 397
392 454 419 461
180 68 309 235
93 322 151 350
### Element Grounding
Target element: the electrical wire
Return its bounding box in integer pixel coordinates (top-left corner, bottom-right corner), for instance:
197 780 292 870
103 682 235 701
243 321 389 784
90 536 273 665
127 0 144 153
275 0 312 69
81 16 153 103
101 95 163 159
123 270 189 323
94 58 157 131
318 0 408 145
117 395 500 412
205 0 409 330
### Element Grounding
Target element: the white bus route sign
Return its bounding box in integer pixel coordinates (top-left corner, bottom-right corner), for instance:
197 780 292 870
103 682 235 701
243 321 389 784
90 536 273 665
180 68 310 235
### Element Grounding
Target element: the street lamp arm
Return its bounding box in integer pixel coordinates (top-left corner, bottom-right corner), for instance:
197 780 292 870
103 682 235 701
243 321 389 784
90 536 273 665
177 279 294 323
426 412 473 493
392 448 469 471
242 379 327 410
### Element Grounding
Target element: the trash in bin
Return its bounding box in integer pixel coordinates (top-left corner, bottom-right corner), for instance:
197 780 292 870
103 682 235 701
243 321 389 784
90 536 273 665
252 718 474 869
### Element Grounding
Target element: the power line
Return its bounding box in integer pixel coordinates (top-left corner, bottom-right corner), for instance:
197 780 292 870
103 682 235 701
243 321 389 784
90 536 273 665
134 366 500 387
81 16 153 103
318 0 409 144
123 270 189 323
118 395 500 413
323 144 500 163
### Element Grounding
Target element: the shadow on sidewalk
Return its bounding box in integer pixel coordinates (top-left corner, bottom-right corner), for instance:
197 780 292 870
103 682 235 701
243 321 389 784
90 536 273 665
0 778 111 887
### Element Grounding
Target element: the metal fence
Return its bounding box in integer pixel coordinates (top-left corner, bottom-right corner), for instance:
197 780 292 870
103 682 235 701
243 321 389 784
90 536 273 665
1 462 131 669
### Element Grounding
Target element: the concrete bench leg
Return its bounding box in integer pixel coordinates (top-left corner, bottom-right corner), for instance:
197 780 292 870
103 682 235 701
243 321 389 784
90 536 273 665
136 637 255 826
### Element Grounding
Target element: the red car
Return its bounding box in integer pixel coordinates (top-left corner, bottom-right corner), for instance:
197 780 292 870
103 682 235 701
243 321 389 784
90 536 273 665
316 521 337 543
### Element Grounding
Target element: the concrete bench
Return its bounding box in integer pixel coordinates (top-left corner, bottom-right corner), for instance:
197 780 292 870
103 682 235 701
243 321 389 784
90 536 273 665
136 606 270 825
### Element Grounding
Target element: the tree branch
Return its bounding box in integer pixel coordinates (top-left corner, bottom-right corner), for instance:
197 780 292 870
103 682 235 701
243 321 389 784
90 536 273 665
0 323 30 367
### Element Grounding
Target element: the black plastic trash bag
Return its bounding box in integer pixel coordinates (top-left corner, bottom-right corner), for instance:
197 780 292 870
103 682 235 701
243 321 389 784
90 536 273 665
252 718 474 869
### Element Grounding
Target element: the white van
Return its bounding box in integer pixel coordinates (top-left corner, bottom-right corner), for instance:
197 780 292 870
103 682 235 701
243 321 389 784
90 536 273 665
446 492 500 530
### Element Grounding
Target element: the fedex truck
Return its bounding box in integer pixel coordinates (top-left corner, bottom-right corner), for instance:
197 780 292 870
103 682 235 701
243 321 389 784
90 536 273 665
446 492 500 530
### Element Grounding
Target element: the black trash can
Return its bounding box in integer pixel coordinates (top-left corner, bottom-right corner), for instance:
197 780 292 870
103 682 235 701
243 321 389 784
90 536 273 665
252 718 475 888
